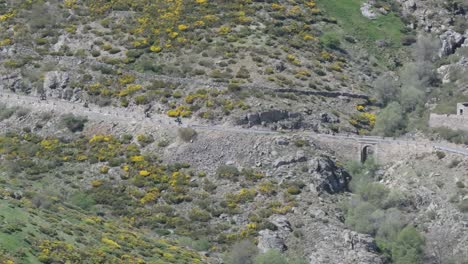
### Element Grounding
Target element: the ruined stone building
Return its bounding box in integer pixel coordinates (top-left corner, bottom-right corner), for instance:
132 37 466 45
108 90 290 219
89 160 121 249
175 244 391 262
429 103 468 131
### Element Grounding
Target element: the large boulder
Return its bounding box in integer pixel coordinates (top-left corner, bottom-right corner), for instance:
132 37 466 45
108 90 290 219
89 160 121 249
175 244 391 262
360 2 377 20
439 30 465 57
257 230 287 253
308 157 351 194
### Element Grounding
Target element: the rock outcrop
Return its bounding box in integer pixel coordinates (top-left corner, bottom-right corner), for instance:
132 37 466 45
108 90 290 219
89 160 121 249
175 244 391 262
42 71 82 101
273 150 307 168
243 110 303 129
439 30 465 57
308 157 351 194
361 2 377 20
257 230 288 253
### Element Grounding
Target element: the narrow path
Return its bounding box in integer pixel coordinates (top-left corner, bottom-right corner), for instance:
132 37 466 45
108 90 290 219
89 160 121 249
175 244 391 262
1 91 467 157
6 48 370 100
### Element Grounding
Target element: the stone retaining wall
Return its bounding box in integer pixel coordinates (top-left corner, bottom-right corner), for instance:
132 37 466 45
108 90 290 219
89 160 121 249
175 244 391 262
429 113 468 131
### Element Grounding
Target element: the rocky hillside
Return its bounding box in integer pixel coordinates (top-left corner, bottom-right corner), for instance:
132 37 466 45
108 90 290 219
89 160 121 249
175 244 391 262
0 0 468 264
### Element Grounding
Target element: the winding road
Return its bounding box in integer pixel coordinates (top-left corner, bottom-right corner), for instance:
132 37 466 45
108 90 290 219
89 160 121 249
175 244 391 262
1 91 467 158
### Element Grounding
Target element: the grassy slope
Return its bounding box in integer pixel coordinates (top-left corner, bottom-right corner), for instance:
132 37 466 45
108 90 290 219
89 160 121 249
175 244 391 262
317 0 406 66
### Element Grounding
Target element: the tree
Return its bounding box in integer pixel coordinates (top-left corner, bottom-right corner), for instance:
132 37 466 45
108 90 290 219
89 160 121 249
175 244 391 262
225 240 258 264
372 102 405 137
399 85 424 112
391 226 425 264
412 35 440 63
373 73 400 106
424 224 468 264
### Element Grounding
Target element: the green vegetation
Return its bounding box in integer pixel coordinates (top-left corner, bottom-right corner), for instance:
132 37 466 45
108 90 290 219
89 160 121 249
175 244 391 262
224 241 306 264
317 0 406 65
343 159 425 263
0 130 300 262
60 114 88 132
178 127 197 142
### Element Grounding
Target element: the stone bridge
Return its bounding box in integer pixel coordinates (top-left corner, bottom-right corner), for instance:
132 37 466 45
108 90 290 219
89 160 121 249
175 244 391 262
310 134 465 164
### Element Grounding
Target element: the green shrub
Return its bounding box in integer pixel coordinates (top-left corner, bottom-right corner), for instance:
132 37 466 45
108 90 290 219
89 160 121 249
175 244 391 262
435 151 446 159
391 226 424 264
69 192 96 210
158 140 170 147
188 208 211 222
217 165 240 180
135 95 149 105
294 139 308 147
0 104 16 121
178 127 197 142
373 102 405 137
60 114 88 132
136 134 154 146
224 240 258 264
448 159 461 168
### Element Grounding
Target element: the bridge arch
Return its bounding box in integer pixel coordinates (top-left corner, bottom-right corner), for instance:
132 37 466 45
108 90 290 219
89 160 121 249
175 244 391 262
360 145 374 163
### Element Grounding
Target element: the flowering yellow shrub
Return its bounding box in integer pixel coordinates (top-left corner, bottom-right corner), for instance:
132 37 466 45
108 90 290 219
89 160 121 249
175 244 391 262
40 139 59 151
150 45 162 52
287 54 301 65
140 188 159 204
178 24 188 31
321 51 332 61
185 93 208 104
356 105 365 111
167 106 192 117
139 170 150 177
130 155 145 162
218 25 231 35
64 0 78 8
99 166 109 174
0 38 12 47
195 0 207 4
329 62 343 72
91 180 103 188
363 112 376 126
118 84 142 97
118 74 136 86
101 237 120 248
271 3 284 10
194 20 205 27
89 135 112 144
306 1 316 8
0 12 14 21
258 181 275 195
76 154 88 161
169 171 190 187
350 112 376 129
303 34 317 41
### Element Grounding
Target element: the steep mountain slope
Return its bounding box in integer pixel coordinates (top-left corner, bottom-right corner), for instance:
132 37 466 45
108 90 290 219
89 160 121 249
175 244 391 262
0 0 468 264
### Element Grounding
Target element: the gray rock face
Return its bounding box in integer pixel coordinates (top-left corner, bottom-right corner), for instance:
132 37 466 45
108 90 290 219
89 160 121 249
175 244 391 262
270 215 292 232
343 231 379 252
273 150 307 168
320 112 339 124
244 109 301 126
257 230 287 253
439 30 465 57
43 71 70 98
308 157 351 194
0 74 20 91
